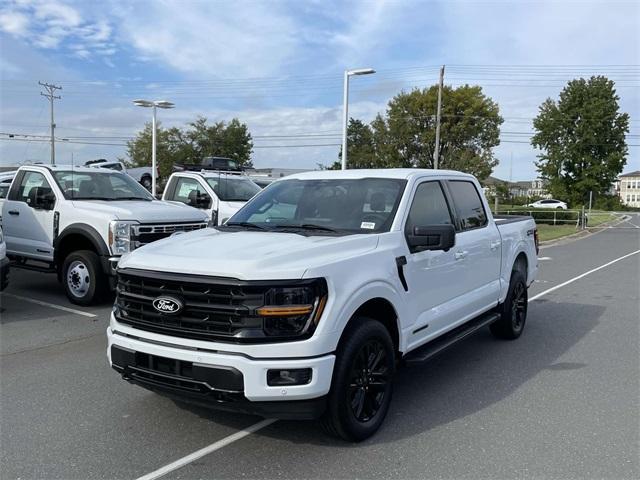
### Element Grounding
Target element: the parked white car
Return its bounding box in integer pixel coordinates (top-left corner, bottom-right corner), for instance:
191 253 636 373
1 165 208 304
162 171 261 225
527 199 567 209
108 168 539 441
86 160 156 190
0 226 8 291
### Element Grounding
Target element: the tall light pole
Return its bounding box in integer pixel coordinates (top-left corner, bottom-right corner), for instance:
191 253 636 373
133 99 175 197
433 65 445 169
341 68 375 170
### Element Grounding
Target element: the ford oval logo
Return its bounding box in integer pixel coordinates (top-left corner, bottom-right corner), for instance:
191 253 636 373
152 296 183 315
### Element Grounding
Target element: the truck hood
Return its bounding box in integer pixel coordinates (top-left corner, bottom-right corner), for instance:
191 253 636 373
118 228 379 280
70 200 208 223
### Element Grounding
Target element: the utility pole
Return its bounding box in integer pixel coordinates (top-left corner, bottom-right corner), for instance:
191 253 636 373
39 81 62 166
433 65 445 169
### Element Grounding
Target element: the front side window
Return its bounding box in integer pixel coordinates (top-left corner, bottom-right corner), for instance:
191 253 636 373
229 178 407 234
53 171 153 201
405 181 453 233
448 180 488 230
173 178 205 207
13 171 52 204
206 177 261 202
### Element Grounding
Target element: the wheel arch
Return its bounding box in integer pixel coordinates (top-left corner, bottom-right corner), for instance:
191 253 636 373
53 224 110 272
337 296 402 360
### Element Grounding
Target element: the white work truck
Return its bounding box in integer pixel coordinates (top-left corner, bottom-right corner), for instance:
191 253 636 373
86 159 156 190
162 171 261 225
108 169 538 441
1 165 208 305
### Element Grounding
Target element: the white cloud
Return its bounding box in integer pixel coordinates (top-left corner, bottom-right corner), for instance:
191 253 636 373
0 10 29 35
114 1 299 77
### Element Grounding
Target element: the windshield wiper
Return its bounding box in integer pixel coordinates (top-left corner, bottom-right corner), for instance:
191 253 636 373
71 196 112 201
272 224 339 233
112 197 152 201
223 222 267 230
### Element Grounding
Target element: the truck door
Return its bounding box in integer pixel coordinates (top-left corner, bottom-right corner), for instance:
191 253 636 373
444 179 501 313
2 170 57 261
166 176 215 221
402 180 467 348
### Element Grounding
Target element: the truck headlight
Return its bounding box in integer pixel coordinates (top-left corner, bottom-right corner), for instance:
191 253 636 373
257 280 328 338
108 221 138 255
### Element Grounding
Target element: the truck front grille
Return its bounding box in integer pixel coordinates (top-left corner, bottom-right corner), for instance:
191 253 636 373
114 269 318 343
132 222 207 248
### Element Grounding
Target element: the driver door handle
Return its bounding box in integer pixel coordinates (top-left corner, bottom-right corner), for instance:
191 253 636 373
8 210 19 216
454 250 468 260
490 240 501 250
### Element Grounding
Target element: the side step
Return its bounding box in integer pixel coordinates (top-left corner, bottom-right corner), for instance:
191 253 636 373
403 311 500 365
10 259 56 274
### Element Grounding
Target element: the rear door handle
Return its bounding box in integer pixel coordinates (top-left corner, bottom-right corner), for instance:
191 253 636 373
490 240 501 250
454 250 468 260
8 210 19 216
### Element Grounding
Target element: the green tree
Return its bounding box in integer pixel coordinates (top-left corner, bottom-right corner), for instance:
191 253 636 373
374 85 503 179
124 117 254 176
186 117 253 167
532 76 630 206
329 118 377 169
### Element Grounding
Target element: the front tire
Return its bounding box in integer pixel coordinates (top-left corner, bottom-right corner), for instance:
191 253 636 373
491 268 528 340
321 317 395 442
62 250 105 306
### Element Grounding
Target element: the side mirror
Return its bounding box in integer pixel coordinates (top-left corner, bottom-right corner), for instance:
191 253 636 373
32 187 56 210
407 224 456 252
196 192 211 209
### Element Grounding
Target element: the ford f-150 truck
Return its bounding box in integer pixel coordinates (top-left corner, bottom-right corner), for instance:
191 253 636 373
108 169 538 441
1 165 208 305
162 171 261 225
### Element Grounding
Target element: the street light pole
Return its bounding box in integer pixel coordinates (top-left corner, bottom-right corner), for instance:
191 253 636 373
151 104 157 197
133 99 174 198
341 68 375 170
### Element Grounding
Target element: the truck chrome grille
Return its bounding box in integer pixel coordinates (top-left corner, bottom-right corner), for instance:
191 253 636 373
132 222 207 248
114 269 285 343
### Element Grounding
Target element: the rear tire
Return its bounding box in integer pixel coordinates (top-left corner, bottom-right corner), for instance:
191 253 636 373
491 269 528 340
62 250 105 306
321 317 395 442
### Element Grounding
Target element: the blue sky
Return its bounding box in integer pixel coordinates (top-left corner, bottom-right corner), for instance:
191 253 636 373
0 0 638 180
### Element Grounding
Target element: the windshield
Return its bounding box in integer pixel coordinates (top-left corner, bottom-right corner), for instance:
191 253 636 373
206 176 261 202
53 171 154 201
228 178 407 234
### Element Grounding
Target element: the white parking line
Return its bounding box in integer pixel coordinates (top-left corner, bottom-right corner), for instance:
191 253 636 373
529 249 640 303
0 293 97 318
136 418 277 480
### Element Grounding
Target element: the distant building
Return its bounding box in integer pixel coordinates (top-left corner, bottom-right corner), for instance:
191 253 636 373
618 170 640 207
480 176 549 199
245 167 311 178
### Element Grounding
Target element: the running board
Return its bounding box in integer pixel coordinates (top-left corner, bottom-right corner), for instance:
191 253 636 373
403 312 500 365
10 260 56 274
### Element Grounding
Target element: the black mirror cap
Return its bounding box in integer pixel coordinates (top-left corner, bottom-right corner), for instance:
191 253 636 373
407 224 456 252
197 193 212 208
33 187 56 210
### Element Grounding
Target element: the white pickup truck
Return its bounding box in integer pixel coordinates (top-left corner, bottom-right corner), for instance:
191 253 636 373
161 171 261 225
86 159 156 190
1 165 208 305
108 169 538 441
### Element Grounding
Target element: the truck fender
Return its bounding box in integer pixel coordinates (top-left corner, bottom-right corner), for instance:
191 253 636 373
53 223 110 264
330 280 407 353
499 242 531 303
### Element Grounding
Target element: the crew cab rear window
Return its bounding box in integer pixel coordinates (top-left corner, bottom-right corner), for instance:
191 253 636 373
447 180 487 230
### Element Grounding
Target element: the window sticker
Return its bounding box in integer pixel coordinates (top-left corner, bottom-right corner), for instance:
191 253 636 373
360 221 376 230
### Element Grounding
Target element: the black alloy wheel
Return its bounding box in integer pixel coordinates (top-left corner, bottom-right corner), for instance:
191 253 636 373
348 339 391 422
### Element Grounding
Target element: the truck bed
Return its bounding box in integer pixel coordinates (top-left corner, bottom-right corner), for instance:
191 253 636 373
493 214 533 225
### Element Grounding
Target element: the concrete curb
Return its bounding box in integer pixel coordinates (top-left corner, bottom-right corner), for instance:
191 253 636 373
539 213 628 248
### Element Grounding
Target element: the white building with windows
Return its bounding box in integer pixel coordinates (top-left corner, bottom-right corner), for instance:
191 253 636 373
618 171 640 207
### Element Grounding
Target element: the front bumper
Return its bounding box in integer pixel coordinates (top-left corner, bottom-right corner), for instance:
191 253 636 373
107 322 335 419
0 256 9 291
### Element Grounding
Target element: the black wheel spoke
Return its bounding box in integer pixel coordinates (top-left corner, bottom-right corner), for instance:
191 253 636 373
347 337 391 422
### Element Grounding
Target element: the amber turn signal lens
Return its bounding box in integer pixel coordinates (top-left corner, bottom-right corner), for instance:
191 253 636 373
256 305 314 317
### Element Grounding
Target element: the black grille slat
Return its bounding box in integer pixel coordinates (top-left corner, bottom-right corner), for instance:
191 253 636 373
115 270 271 342
132 222 207 248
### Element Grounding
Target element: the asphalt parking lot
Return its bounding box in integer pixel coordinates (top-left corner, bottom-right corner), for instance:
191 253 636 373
1 214 639 480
